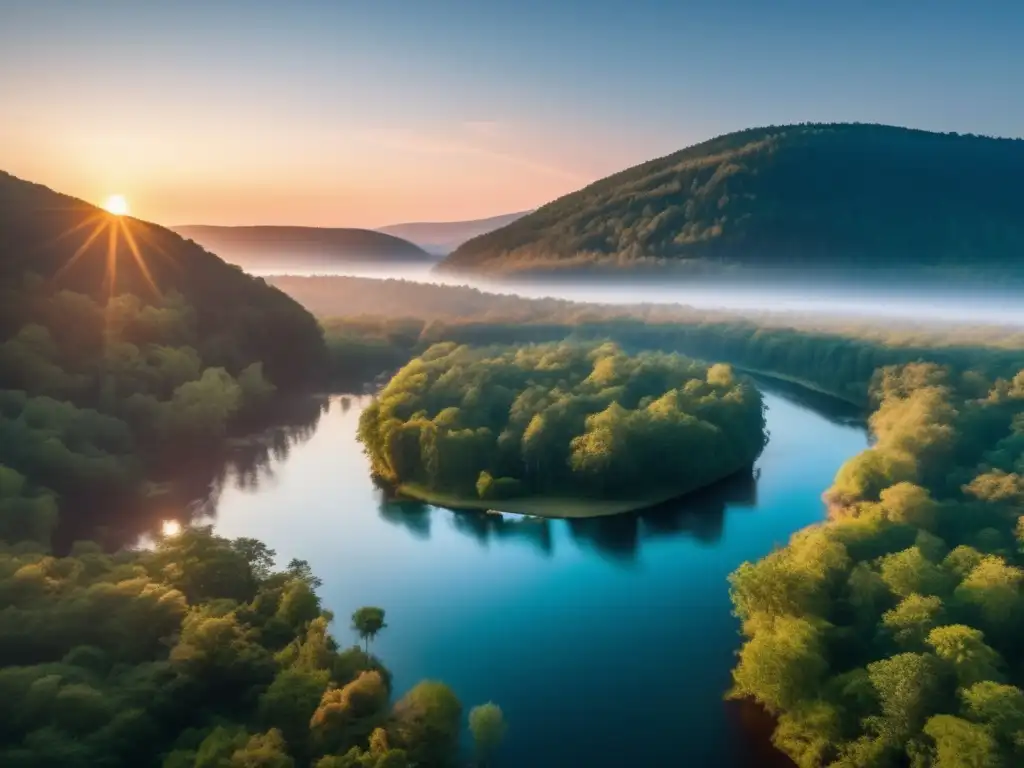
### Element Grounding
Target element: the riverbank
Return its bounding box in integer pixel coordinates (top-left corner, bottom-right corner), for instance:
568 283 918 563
734 367 865 408
396 464 752 519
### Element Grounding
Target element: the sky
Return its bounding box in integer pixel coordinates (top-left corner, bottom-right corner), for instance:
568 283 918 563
1 0 1022 228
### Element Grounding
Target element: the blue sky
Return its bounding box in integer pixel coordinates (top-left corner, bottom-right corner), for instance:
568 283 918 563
1 0 1021 226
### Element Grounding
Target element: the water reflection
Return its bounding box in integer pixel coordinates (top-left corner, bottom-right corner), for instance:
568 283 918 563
193 389 868 768
377 497 433 540
155 396 329 536
192 395 328 512
372 466 758 563
748 374 864 427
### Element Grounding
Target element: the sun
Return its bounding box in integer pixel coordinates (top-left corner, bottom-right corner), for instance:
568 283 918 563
103 194 129 216
161 519 182 537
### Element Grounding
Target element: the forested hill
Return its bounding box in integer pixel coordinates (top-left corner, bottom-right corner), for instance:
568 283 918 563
0 172 325 388
0 170 329 544
441 124 1024 277
174 224 435 268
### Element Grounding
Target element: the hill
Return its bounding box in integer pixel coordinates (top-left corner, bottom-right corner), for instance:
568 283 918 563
440 124 1024 279
0 170 327 542
377 211 529 255
0 172 325 388
174 224 434 269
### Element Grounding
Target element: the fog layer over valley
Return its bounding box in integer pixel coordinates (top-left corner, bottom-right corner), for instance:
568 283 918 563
263 267 1024 328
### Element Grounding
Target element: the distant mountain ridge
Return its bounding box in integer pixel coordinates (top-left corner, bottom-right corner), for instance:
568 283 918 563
440 123 1024 278
174 224 433 270
377 211 529 255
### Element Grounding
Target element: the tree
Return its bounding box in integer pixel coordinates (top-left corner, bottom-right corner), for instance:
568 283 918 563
351 607 387 653
310 671 389 756
258 667 330 753
468 702 507 765
391 681 462 767
878 547 950 598
730 616 828 714
926 625 1004 687
961 682 1024 756
229 729 295 768
953 557 1024 642
922 715 1002 768
771 701 842 768
880 594 944 649
865 653 942 742
880 482 938 528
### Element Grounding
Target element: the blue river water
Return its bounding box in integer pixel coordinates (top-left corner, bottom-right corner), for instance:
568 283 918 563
199 382 867 766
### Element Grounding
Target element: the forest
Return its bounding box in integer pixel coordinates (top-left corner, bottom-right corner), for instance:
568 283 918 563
0 526 502 768
0 175 327 543
4 170 1024 765
728 363 1024 766
0 173 503 767
274 277 1023 404
438 124 1024 278
357 342 767 511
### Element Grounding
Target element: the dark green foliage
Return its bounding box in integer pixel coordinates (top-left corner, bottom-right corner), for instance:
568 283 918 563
468 702 506 766
729 361 1024 766
358 342 767 501
0 174 496 768
390 681 462 767
440 123 1024 276
0 171 328 544
0 528 479 767
351 608 387 653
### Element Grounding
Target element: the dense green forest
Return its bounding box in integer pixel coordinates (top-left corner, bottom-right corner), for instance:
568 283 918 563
358 342 767 511
0 171 327 543
729 363 1024 766
0 527 502 767
174 226 434 270
439 124 1024 277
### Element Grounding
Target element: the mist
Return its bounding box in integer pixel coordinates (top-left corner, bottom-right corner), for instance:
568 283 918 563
250 262 1024 328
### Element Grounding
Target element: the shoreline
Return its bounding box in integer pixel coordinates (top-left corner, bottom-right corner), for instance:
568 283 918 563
395 463 752 519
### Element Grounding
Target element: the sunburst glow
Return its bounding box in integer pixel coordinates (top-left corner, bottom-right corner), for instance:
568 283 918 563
52 208 162 298
161 519 182 537
103 194 129 216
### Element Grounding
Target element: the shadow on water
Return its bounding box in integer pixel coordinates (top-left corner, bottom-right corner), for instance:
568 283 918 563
749 373 865 427
565 467 759 563
377 496 556 556
75 395 332 550
377 497 434 540
373 466 758 563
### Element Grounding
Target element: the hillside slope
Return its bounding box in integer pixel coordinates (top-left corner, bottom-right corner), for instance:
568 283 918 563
377 211 529 254
0 171 325 388
441 124 1024 277
175 224 433 269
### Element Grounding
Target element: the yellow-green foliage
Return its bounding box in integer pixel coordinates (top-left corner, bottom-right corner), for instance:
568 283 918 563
729 362 1024 766
359 342 766 500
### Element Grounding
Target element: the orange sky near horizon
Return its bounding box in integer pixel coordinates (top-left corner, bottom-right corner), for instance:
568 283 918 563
0 117 614 229
7 3 1019 232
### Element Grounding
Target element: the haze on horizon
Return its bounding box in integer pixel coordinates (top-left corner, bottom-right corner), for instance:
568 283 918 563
2 0 1023 229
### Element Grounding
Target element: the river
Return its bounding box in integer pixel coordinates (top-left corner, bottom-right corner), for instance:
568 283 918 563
188 379 867 767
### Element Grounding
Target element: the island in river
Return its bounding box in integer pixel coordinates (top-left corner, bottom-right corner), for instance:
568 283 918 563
358 341 768 517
